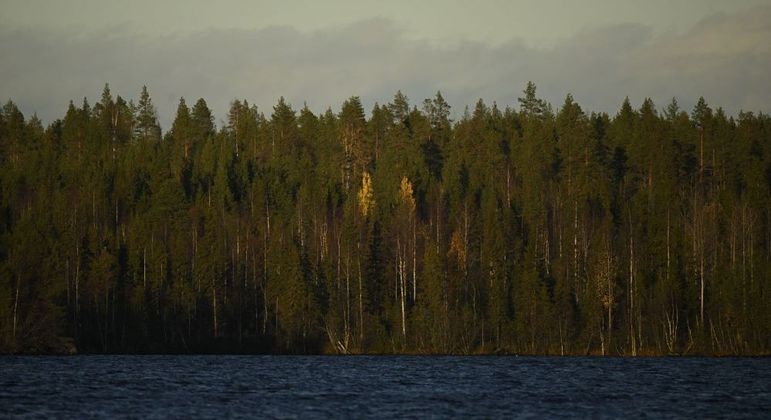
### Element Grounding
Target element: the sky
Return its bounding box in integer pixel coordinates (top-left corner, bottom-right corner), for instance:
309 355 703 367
1 0 770 129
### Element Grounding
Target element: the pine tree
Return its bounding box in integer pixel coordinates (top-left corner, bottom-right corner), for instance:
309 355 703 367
134 86 161 143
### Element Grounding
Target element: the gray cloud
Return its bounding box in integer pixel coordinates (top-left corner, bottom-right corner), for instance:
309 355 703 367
2 5 769 129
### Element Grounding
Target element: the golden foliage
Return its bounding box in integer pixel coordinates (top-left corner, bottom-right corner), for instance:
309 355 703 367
398 176 415 213
357 171 375 217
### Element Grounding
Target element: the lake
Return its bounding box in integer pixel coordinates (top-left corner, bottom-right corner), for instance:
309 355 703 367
1 356 769 418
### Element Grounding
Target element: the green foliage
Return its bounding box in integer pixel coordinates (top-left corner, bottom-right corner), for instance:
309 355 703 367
134 86 161 143
0 83 768 355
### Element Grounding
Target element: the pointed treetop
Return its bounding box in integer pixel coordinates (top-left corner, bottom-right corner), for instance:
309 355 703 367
299 103 319 129
423 91 452 131
491 101 502 119
171 97 191 135
473 98 488 120
300 101 313 115
322 106 336 121
135 85 160 141
434 90 448 106
558 93 583 122
616 96 635 122
620 97 632 113
665 97 680 120
340 96 365 125
639 98 657 118
100 83 113 107
272 96 296 124
139 85 151 106
692 96 712 128
388 90 409 123
518 81 548 117
3 100 20 116
192 98 215 137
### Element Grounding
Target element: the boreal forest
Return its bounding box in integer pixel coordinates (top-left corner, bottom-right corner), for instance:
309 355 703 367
0 83 769 355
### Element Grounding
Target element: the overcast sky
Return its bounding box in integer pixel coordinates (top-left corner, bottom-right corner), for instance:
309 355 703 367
2 0 770 129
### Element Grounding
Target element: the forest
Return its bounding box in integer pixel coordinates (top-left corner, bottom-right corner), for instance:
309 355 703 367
0 83 768 355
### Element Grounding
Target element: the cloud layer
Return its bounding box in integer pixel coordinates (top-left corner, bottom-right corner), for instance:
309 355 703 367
2 5 769 129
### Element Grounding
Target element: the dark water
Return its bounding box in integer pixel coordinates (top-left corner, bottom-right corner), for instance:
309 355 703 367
1 356 769 418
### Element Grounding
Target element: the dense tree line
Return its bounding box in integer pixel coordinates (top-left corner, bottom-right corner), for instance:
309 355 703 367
0 83 768 354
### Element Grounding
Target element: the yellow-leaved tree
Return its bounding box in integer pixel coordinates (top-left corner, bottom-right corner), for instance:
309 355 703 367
358 171 375 218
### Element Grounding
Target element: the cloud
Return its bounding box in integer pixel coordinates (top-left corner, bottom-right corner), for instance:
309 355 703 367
1 6 769 129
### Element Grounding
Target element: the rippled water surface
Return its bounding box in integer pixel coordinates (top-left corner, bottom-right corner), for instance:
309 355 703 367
1 356 769 418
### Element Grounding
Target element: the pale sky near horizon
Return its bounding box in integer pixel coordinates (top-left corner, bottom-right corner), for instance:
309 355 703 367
2 0 770 127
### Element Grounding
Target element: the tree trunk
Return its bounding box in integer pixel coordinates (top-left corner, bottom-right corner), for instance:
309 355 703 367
143 247 147 290
13 275 20 341
412 216 417 302
345 253 351 345
700 247 705 328
212 276 218 338
398 239 406 342
606 246 613 355
666 209 670 281
573 201 579 303
75 243 80 331
254 248 259 336
358 256 364 346
263 204 270 334
628 210 636 356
